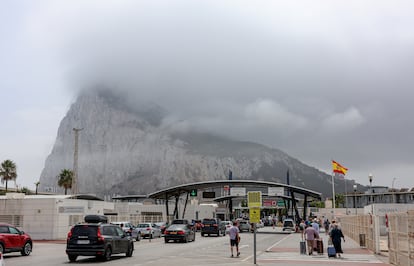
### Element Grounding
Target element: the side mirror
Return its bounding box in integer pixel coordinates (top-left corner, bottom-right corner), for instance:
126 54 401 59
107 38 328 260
20 231 25 235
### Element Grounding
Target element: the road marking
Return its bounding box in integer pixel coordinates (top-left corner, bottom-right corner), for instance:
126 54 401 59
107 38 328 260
265 234 292 252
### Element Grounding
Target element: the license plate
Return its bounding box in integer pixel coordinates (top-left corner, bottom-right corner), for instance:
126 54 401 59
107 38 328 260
169 232 177 234
204 224 210 227
77 240 90 244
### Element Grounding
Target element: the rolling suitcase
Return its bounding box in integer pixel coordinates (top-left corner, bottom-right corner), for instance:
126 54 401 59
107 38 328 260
327 246 336 258
300 240 306 254
317 239 324 254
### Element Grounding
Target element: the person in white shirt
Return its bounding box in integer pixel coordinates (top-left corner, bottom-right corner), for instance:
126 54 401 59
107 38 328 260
229 221 240 257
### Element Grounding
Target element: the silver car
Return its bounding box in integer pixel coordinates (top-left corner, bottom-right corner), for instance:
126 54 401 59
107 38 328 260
137 223 162 239
111 221 141 241
238 220 251 232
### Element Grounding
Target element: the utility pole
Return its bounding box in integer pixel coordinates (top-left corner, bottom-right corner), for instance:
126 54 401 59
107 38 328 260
72 128 83 195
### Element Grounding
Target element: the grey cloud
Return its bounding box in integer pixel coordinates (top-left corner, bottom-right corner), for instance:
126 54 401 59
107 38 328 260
28 0 414 188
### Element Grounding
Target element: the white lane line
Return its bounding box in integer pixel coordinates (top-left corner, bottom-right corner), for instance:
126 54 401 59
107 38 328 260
266 234 292 252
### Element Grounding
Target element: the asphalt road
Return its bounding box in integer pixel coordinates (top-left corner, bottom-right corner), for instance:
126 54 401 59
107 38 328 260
4 229 287 266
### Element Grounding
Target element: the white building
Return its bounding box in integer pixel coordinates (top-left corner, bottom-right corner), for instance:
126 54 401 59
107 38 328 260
0 193 215 240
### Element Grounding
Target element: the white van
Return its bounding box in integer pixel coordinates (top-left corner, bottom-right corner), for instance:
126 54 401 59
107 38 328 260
282 218 296 232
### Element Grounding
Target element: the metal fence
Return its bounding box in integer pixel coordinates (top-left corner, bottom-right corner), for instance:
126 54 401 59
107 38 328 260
340 211 414 266
339 214 377 252
388 210 414 266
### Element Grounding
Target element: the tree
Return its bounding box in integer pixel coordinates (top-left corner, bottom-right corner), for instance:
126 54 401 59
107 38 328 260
335 193 345 208
34 181 40 195
57 169 73 195
0 159 17 192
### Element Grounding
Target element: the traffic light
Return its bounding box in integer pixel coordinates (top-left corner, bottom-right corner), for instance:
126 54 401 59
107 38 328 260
190 189 197 197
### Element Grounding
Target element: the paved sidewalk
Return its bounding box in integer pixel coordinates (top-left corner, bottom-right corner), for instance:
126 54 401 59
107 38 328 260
257 228 391 265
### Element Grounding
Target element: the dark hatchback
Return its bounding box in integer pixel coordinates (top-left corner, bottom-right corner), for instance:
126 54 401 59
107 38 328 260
66 216 134 262
164 224 195 243
201 218 225 237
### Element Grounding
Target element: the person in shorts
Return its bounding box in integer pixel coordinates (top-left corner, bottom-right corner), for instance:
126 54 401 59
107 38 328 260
229 221 240 257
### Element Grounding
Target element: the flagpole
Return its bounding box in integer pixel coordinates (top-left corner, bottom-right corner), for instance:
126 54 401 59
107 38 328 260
332 171 335 219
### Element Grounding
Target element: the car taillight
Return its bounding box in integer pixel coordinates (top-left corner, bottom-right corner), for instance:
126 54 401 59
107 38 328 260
67 228 73 239
97 227 104 241
213 224 218 227
146 227 151 231
165 231 170 235
177 230 185 235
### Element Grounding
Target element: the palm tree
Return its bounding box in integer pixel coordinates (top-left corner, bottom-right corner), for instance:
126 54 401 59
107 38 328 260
57 169 73 195
0 159 17 192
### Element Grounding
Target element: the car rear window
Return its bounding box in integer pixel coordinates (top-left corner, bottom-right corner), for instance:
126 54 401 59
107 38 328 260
171 220 188 224
202 219 218 224
138 224 151 228
72 225 98 236
284 221 294 227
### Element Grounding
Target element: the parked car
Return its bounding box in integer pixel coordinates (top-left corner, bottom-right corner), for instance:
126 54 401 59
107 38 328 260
111 221 141 241
66 215 134 262
282 218 296 232
238 220 251 232
136 223 162 239
154 222 168 234
201 218 225 236
221 221 232 234
0 223 32 256
164 224 195 243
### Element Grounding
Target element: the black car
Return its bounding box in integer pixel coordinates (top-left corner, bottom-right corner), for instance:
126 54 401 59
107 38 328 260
164 224 195 243
66 215 134 262
201 218 225 237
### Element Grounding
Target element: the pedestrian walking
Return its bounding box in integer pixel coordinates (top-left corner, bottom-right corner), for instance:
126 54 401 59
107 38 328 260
329 224 345 258
229 221 240 257
303 224 319 255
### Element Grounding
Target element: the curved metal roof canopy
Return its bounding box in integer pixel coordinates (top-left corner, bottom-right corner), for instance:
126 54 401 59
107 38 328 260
148 180 321 200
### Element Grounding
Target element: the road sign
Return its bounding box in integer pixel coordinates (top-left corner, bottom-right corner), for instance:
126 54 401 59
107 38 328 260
268 187 284 196
249 207 260 223
248 191 262 208
224 185 230 191
190 189 197 197
230 187 246 196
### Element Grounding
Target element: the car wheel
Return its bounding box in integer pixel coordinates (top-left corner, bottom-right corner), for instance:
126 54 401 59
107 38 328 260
102 246 112 261
150 233 153 239
126 243 133 257
201 233 204 237
136 234 141 241
0 243 4 254
21 241 32 256
183 236 188 243
68 255 78 262
164 238 169 243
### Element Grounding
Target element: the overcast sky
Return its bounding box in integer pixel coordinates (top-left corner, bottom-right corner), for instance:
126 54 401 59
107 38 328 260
1 0 414 191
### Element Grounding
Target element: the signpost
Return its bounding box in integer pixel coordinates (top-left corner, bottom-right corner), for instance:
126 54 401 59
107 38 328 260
247 191 262 265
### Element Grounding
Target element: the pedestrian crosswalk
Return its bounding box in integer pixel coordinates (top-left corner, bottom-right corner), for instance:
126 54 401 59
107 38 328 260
258 251 385 264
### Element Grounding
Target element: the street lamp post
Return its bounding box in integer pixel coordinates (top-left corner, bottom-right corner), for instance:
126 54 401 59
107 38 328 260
353 184 357 215
369 173 373 214
392 178 397 203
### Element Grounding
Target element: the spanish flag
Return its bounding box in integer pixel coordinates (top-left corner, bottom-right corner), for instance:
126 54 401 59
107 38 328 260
332 160 348 175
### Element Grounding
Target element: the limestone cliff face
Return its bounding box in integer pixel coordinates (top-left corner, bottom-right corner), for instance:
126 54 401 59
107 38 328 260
39 89 337 198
